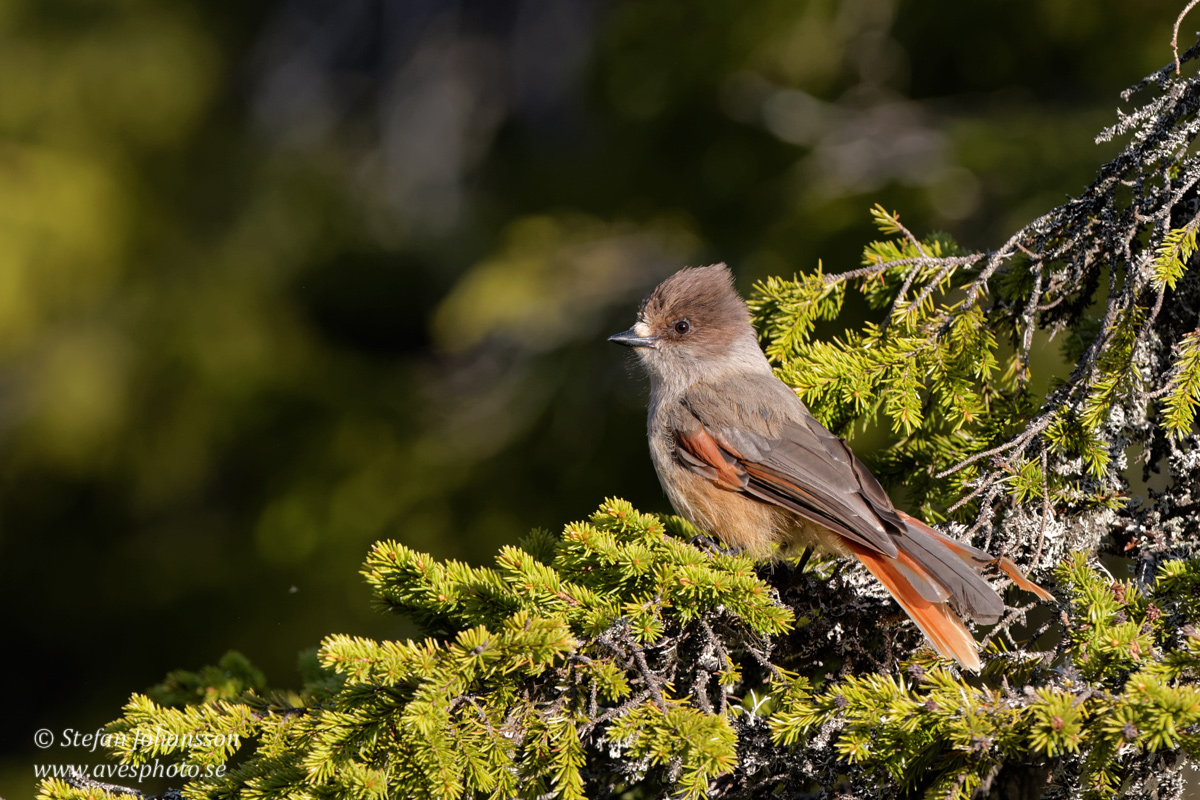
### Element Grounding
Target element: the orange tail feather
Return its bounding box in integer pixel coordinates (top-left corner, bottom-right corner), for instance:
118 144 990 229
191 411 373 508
895 511 1055 602
845 541 983 671
995 557 1055 602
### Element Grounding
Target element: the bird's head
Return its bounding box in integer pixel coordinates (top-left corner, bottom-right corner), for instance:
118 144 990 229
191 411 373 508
609 264 768 390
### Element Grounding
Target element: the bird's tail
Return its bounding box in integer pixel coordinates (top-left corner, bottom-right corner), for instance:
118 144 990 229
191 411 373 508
843 514 1053 671
844 540 985 670
896 511 1054 603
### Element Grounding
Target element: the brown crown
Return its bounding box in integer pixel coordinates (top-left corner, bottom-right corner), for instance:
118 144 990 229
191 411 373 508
638 264 751 344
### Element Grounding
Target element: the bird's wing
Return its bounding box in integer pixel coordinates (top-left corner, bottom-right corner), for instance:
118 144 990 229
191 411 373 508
672 376 1020 623
672 420 881 547
673 377 903 557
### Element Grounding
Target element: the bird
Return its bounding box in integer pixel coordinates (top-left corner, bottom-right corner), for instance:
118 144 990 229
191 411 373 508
608 263 1051 670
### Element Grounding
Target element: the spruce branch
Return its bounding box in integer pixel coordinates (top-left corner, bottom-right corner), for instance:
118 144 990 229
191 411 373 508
754 35 1200 575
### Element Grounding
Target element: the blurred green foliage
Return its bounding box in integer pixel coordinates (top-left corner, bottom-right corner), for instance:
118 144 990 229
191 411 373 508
0 0 1186 795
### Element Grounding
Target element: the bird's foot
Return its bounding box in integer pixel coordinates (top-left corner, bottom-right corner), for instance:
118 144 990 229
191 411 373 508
688 534 739 557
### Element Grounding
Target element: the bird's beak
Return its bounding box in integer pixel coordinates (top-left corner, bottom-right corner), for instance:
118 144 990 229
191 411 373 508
608 327 659 349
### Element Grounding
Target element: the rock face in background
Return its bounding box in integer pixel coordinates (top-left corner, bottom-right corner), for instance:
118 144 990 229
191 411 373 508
0 0 1185 794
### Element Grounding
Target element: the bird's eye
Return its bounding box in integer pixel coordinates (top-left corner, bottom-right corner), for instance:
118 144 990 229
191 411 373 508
673 319 691 335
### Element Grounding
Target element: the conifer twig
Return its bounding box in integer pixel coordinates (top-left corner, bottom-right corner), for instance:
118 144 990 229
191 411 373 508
879 216 930 335
1174 0 1200 75
822 254 985 286
64 768 161 798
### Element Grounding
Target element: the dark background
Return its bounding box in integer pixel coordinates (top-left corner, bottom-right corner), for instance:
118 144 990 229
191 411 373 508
0 0 1184 794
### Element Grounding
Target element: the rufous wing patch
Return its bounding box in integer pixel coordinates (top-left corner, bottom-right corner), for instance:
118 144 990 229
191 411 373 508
674 427 748 491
